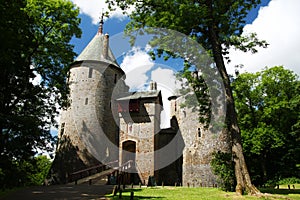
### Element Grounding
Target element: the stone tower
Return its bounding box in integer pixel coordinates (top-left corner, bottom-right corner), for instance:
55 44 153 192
50 18 128 183
168 95 231 187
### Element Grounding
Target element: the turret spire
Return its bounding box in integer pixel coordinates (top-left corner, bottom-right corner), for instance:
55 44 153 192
98 11 104 35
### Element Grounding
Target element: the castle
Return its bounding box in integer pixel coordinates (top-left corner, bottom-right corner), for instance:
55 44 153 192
50 19 230 187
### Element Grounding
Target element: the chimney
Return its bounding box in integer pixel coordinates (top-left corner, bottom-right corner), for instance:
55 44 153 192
154 81 157 90
103 33 109 59
150 80 157 91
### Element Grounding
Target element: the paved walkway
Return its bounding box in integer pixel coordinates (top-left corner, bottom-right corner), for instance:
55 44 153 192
0 184 114 200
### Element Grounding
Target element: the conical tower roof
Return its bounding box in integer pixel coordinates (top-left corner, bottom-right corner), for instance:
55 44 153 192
75 15 119 67
75 33 119 66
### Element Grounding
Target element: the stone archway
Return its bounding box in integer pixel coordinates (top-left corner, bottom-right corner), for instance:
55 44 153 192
121 140 140 184
122 140 136 164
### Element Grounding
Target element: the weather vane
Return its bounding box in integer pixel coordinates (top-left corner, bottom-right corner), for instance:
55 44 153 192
98 8 105 34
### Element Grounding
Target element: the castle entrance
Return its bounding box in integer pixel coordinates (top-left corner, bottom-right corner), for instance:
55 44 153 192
121 140 140 184
122 140 136 164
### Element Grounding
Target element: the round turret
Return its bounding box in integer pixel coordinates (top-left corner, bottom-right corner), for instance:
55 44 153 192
50 28 128 183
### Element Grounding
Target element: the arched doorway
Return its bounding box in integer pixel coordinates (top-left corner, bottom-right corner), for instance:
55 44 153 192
122 140 136 164
122 140 140 184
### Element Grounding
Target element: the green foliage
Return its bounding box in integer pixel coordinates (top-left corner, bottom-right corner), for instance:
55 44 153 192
0 155 52 187
232 66 300 185
278 177 300 185
211 151 235 191
0 0 81 188
28 155 52 186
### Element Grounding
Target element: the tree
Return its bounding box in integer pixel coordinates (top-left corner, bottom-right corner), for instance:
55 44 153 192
0 0 81 188
107 0 268 194
232 66 300 185
14 155 52 186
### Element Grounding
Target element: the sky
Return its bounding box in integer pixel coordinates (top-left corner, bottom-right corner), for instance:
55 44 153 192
67 0 300 129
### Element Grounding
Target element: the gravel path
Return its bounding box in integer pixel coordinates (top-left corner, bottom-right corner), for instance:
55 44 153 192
0 184 114 200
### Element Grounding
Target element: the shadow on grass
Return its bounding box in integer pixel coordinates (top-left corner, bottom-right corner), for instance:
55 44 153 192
108 188 165 200
260 188 300 195
110 196 164 200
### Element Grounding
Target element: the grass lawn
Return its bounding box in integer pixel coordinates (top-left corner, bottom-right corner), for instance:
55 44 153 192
106 185 300 200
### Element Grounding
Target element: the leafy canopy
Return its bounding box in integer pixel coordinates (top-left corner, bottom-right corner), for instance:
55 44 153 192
0 0 81 188
232 66 300 185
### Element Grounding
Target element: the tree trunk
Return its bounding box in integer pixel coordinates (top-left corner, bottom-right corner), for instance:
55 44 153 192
208 24 260 195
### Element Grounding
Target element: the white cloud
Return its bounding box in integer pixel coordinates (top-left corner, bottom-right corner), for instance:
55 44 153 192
71 0 129 24
120 47 155 90
227 0 300 76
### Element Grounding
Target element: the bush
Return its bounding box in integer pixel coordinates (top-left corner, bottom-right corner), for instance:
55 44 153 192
211 151 235 191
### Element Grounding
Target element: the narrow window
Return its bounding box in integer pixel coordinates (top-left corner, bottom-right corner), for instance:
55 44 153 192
88 67 93 78
85 98 88 105
128 122 133 132
60 123 65 137
198 128 201 137
114 74 117 83
174 101 177 112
